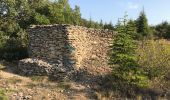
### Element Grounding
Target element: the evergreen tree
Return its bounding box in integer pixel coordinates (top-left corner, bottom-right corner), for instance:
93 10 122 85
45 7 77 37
99 19 103 28
127 19 137 39
88 17 94 28
103 21 114 30
155 21 170 38
72 5 81 25
136 9 151 39
110 14 149 88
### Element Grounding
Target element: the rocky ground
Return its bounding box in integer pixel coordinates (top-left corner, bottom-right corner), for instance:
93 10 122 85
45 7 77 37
0 61 170 100
0 61 113 100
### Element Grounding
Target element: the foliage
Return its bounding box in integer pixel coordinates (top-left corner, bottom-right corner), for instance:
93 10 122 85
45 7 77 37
1 0 169 63
0 0 114 61
110 15 149 89
34 13 50 25
154 21 170 39
136 9 151 39
127 19 137 39
48 2 64 24
0 37 28 61
0 89 8 100
136 40 170 79
104 22 115 30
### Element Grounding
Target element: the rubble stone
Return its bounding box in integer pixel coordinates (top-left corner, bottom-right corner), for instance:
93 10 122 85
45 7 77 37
18 24 115 78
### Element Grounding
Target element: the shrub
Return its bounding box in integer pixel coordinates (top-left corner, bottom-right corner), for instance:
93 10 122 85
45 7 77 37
0 37 28 61
136 39 170 79
35 13 50 25
0 89 8 100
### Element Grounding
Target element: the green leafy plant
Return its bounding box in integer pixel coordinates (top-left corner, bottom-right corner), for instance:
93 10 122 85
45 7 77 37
136 39 170 79
0 89 8 100
35 13 50 25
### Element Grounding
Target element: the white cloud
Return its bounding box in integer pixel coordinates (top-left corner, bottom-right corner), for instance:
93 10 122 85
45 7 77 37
128 2 139 10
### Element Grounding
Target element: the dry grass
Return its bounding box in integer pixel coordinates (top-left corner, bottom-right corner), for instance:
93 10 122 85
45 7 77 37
136 39 170 81
0 63 91 100
0 61 6 70
0 66 69 99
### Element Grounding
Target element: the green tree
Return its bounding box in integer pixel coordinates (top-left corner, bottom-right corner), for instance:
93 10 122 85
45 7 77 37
155 21 170 39
59 0 73 24
0 0 104 60
104 21 114 30
34 13 50 25
0 0 29 60
72 5 81 25
87 17 94 28
48 2 64 24
136 9 151 39
110 15 149 89
99 19 104 28
127 19 137 39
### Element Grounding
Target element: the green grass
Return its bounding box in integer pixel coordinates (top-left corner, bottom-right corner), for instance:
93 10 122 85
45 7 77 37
0 89 8 100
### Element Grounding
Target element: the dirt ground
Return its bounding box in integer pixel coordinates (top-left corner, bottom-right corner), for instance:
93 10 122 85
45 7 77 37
0 61 170 100
0 60 116 100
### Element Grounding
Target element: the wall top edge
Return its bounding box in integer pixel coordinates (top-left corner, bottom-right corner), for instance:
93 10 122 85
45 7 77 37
28 24 115 32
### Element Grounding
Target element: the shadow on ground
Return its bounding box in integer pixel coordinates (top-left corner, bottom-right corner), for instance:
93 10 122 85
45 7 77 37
1 61 170 100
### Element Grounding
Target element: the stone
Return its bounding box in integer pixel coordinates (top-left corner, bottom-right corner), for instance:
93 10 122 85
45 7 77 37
18 24 115 79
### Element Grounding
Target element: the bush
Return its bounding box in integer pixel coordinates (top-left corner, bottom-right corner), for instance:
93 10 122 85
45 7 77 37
0 37 28 61
136 39 170 79
0 89 8 100
35 13 50 25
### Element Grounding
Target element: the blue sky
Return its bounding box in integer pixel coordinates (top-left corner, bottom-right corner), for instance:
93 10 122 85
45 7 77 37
69 0 170 25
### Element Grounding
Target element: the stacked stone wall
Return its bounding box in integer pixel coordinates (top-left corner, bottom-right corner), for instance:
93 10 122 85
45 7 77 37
18 24 115 77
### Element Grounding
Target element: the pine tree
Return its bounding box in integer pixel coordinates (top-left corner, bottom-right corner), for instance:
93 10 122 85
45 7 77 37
72 5 81 25
110 14 149 88
136 9 151 39
88 17 94 28
127 19 137 39
99 19 103 28
155 21 170 38
103 21 114 30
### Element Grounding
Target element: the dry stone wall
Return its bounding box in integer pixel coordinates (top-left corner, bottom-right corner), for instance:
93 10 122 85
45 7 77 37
18 24 115 78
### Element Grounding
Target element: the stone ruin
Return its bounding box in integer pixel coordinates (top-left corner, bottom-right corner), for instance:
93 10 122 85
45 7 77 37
18 24 115 79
